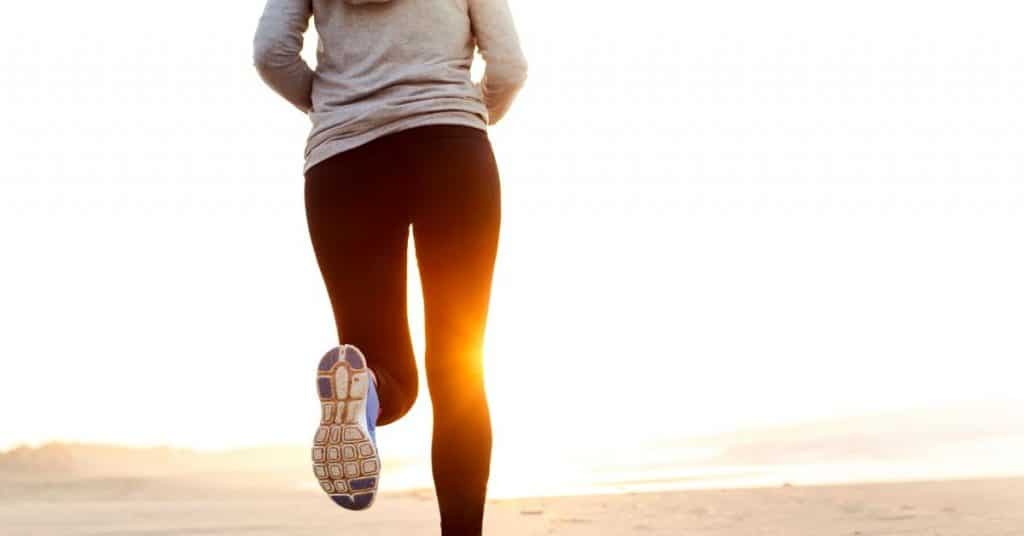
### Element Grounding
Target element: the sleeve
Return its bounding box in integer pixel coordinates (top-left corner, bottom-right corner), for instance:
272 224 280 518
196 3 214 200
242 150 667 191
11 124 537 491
253 0 315 114
469 0 529 125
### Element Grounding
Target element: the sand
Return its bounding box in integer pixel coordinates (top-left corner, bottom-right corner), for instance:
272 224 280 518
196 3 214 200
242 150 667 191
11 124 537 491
2 476 1022 535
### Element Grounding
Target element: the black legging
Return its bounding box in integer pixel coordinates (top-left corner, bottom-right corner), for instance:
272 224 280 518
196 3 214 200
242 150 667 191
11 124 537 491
304 125 501 536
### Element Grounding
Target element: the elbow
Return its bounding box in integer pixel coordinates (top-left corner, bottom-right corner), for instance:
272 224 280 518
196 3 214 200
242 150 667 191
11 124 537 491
252 37 292 74
488 59 529 92
509 65 529 91
253 42 274 74
253 45 277 74
253 33 271 65
503 57 529 88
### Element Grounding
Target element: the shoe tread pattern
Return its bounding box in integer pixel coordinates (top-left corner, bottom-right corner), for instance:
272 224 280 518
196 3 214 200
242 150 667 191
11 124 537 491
312 345 379 511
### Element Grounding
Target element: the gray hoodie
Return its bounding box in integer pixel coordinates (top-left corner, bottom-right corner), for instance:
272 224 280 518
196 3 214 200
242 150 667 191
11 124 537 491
253 0 528 174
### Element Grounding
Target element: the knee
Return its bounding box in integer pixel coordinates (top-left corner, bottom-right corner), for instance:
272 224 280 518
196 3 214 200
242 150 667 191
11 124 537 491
377 371 418 426
426 365 489 415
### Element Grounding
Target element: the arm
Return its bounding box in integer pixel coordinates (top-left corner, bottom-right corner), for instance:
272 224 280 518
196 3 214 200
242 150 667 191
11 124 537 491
469 0 529 125
253 0 314 114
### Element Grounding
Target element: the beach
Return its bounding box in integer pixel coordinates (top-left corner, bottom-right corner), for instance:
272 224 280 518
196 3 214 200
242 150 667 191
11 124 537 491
3 476 1022 535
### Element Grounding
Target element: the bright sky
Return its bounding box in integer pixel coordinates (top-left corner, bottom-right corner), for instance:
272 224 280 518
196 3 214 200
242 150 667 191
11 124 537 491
2 0 1023 476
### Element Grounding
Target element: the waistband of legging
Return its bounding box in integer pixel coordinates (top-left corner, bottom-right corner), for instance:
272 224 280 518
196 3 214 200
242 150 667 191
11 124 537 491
387 123 489 142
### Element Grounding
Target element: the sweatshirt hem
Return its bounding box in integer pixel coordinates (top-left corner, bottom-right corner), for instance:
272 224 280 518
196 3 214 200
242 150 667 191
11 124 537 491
302 113 488 176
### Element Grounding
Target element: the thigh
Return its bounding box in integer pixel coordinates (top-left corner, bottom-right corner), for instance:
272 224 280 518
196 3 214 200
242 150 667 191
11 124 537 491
304 148 418 401
409 133 502 388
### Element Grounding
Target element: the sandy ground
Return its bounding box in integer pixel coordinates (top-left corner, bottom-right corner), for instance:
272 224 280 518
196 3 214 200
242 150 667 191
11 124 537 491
2 477 1022 535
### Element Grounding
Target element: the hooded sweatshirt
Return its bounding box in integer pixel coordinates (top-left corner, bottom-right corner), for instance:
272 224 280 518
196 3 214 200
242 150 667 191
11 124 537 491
253 0 528 174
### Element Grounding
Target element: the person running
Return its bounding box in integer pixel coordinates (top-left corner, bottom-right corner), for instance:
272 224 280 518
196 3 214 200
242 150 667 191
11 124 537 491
252 0 527 534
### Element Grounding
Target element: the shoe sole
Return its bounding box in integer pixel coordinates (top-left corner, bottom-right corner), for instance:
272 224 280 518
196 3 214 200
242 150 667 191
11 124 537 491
312 344 380 511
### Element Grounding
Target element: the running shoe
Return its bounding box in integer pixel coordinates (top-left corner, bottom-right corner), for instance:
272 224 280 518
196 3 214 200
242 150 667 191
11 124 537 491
311 344 380 510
